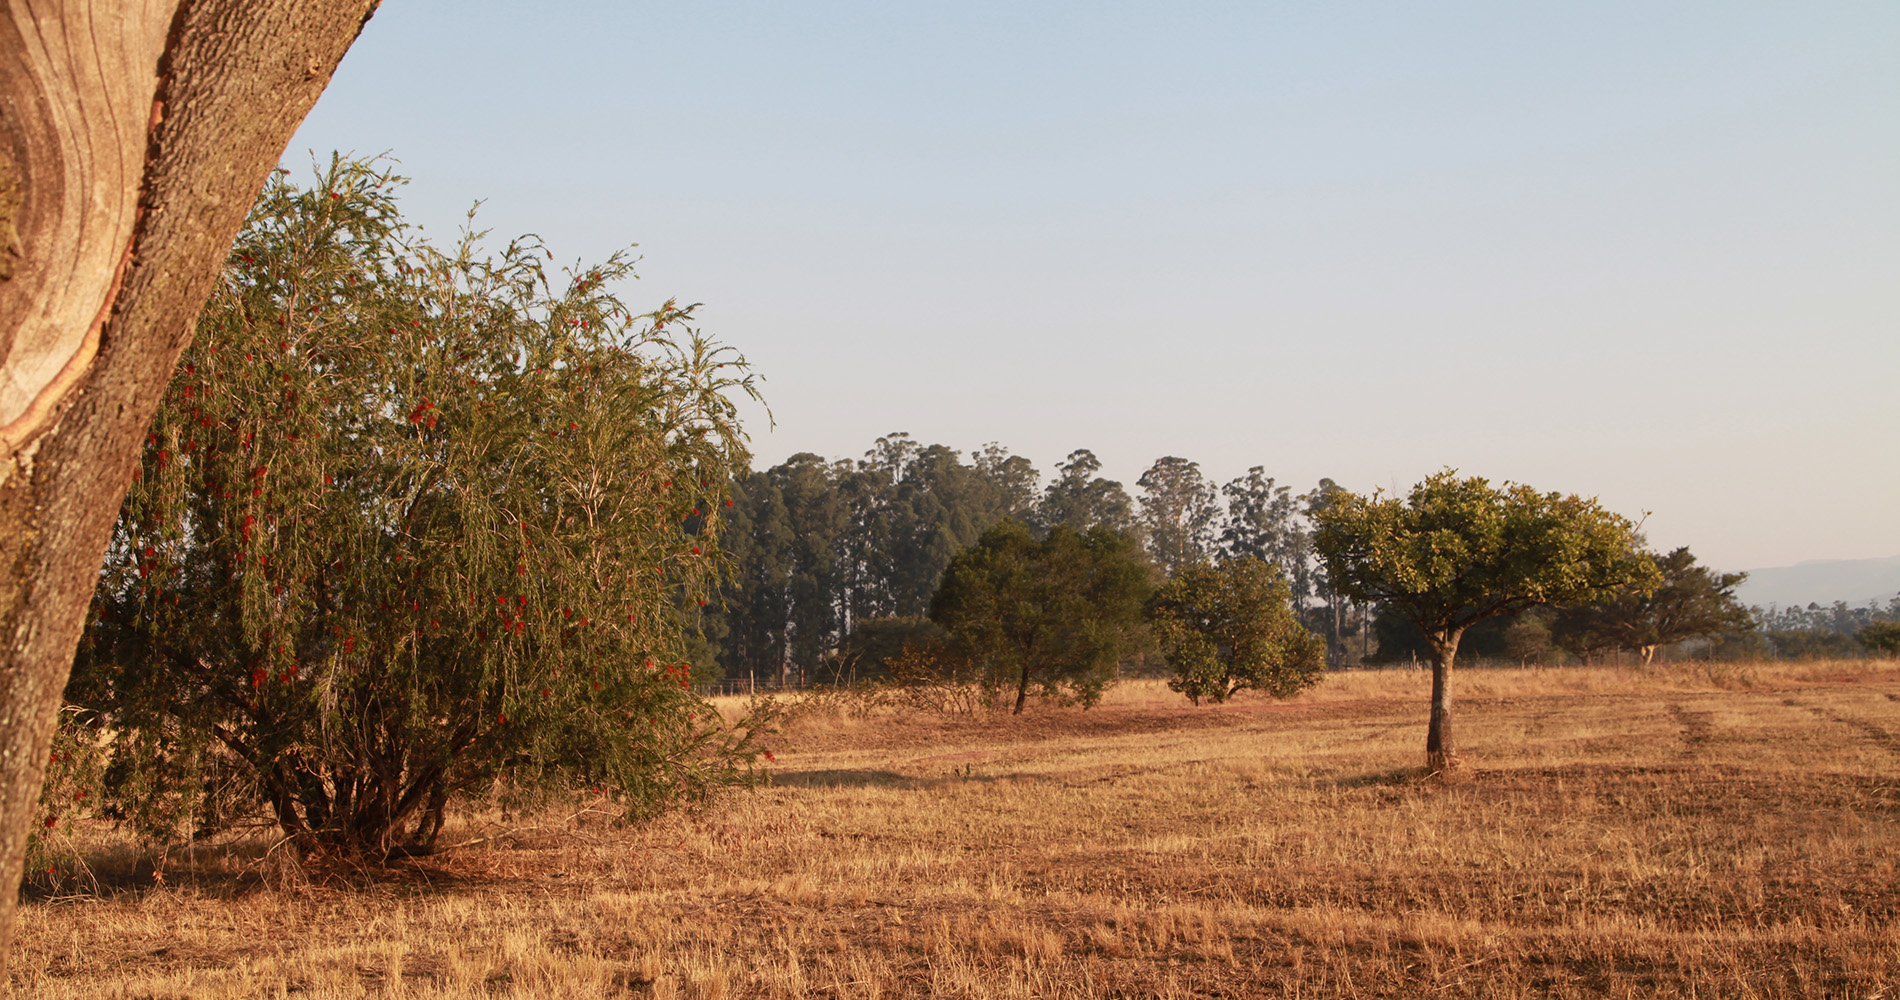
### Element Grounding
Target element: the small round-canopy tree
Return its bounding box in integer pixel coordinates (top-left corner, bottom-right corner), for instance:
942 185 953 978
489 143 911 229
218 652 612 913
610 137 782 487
1311 471 1655 772
69 159 765 857
1147 558 1324 705
929 520 1152 714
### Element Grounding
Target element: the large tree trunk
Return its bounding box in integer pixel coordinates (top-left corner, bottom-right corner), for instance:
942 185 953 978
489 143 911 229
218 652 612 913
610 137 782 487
0 0 377 966
1423 627 1464 773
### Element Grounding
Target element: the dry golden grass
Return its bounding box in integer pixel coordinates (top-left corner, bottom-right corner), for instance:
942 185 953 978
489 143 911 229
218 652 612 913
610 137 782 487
13 659 1900 998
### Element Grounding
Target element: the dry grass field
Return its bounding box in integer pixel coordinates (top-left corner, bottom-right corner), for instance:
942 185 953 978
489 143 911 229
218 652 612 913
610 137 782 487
11 660 1900 998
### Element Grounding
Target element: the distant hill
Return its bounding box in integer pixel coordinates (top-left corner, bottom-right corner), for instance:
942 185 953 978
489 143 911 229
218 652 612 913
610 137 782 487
1734 555 1900 610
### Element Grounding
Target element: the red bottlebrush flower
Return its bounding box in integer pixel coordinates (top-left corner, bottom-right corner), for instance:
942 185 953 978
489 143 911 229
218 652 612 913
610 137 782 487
516 563 527 575
254 466 269 479
143 546 156 558
516 595 526 606
697 599 708 607
678 678 690 690
250 667 268 688
497 713 507 725
626 614 635 623
328 190 339 199
157 450 170 463
663 481 672 489
411 600 420 611
563 607 573 619
344 635 355 652
578 616 589 627
324 474 333 485
185 363 196 374
726 499 734 508
764 751 776 763
540 688 551 699
253 487 263 498
691 547 701 555
427 415 437 428
42 815 56 830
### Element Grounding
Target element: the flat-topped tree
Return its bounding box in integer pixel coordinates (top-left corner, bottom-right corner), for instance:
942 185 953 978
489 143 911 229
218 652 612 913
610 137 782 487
1312 471 1655 771
1551 547 1752 665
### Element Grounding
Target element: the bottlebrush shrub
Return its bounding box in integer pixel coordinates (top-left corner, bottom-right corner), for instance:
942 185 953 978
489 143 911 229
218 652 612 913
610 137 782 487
69 156 768 858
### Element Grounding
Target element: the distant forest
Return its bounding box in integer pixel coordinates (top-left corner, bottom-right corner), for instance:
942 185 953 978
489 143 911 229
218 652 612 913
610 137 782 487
696 434 1898 685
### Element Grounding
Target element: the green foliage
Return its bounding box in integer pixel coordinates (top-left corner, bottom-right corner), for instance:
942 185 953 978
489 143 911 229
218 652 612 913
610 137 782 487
835 616 948 683
1219 468 1313 608
1500 615 1556 666
1137 456 1218 574
1311 470 1657 652
713 437 1041 686
1550 547 1753 664
929 520 1154 714
1147 559 1324 705
71 157 765 856
1311 470 1654 766
1031 449 1138 538
1856 621 1900 655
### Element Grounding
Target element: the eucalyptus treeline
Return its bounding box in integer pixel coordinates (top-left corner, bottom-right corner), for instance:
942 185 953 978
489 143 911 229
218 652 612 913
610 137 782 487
708 437 1344 684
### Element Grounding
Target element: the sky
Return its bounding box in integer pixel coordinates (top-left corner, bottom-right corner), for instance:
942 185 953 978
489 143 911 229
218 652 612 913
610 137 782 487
288 1 1899 573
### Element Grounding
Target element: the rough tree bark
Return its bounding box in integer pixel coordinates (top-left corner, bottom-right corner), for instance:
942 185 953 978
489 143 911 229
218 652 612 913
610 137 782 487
1423 628 1464 773
0 0 377 964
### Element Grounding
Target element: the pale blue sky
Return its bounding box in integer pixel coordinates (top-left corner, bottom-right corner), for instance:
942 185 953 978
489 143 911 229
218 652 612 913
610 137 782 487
290 1 1899 571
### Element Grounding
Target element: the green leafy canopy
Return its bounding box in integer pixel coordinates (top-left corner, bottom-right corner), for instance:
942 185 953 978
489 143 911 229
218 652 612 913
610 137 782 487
1147 558 1324 705
1312 470 1658 641
71 156 767 856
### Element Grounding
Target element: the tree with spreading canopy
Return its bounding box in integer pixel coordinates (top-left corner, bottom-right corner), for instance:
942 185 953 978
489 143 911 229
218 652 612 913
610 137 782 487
1311 471 1655 771
1548 547 1751 665
1146 558 1324 705
929 520 1153 714
0 0 379 958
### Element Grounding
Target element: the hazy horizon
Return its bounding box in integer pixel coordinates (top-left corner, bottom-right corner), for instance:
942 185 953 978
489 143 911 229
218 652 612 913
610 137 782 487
287 1 1899 573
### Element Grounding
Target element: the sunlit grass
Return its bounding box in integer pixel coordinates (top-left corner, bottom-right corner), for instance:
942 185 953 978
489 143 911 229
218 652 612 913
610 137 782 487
14 659 1899 997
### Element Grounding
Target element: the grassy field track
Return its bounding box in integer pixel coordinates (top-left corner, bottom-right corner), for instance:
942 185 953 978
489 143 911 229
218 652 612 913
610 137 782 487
12 661 1900 998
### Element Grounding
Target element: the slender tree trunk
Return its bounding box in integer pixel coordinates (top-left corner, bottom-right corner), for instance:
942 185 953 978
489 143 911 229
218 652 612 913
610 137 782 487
0 0 377 965
1424 627 1465 773
1014 661 1030 715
